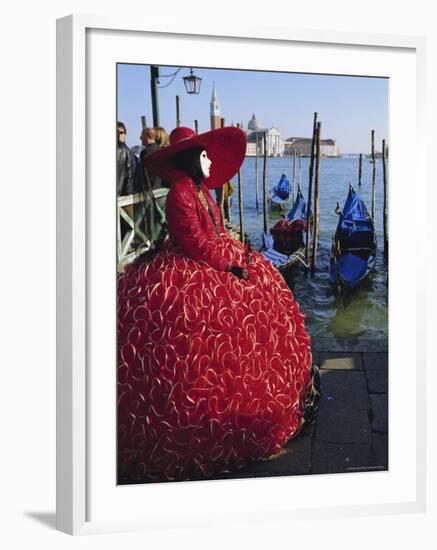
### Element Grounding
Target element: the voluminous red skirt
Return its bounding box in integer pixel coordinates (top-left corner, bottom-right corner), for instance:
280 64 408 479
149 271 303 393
117 235 312 482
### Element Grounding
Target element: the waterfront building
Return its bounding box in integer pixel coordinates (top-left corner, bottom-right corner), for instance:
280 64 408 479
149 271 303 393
284 137 340 157
245 113 285 157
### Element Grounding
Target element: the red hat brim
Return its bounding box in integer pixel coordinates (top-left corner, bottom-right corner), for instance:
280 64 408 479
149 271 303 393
143 126 247 189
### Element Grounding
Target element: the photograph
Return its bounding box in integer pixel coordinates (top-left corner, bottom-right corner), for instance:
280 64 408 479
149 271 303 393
116 63 389 484
1 0 432 544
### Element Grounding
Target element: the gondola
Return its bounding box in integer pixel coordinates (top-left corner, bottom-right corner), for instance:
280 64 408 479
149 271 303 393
261 187 308 272
329 185 376 291
268 173 291 210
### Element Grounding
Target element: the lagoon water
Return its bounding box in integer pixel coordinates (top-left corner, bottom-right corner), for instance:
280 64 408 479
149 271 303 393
229 155 388 350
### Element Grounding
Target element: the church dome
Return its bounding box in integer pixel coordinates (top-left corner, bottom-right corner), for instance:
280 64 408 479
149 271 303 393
248 113 260 131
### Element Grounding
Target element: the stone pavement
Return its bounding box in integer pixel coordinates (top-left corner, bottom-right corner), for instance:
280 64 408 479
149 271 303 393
209 351 388 480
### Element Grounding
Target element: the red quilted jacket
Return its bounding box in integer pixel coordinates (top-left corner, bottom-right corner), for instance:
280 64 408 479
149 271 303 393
165 174 229 272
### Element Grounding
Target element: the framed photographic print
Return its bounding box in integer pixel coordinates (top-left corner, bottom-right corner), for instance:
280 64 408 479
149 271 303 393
56 15 427 535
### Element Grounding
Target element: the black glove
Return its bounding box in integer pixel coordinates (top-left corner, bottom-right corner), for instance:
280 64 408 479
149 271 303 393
244 241 254 266
245 241 254 254
228 265 249 280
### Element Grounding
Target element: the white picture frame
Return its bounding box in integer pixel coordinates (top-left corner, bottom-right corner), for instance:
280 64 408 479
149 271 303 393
56 14 427 535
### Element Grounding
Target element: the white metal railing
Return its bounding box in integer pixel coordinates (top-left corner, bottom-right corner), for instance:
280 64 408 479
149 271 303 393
117 188 169 271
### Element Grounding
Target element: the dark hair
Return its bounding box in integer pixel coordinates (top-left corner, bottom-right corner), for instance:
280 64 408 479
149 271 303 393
173 147 205 188
117 121 127 132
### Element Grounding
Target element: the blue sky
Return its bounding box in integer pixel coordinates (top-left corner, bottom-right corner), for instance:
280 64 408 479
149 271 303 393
117 64 388 154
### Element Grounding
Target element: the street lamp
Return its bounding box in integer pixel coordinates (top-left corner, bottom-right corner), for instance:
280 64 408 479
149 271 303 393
150 65 160 127
183 68 202 95
150 66 202 127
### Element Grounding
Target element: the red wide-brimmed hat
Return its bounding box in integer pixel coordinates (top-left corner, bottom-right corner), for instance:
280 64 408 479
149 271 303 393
143 126 247 189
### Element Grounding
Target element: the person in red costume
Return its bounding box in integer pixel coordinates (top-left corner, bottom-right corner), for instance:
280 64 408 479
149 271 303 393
117 126 316 483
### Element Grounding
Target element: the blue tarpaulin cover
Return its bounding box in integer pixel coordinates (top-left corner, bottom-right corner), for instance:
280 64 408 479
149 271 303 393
330 186 376 288
339 187 371 233
338 187 373 247
271 174 290 202
337 254 368 286
287 188 307 222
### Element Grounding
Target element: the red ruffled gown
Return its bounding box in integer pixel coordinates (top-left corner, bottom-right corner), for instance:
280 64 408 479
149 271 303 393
118 174 312 482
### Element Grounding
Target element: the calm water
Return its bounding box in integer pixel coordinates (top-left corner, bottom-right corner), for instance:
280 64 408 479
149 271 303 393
229 156 388 350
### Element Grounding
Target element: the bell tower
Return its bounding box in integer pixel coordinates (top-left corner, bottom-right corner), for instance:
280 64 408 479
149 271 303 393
210 83 221 130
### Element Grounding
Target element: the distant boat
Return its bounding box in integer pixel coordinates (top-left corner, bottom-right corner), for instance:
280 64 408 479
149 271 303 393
268 174 291 210
329 185 377 291
261 187 307 272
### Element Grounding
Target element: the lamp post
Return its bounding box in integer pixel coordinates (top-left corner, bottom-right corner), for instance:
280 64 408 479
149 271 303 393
150 66 202 128
150 65 160 127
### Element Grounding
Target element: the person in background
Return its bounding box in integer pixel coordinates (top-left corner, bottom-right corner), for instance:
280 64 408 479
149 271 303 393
155 126 170 147
154 127 171 188
132 127 166 245
214 179 234 226
140 127 159 158
222 179 234 222
130 137 145 162
135 127 161 191
116 121 133 196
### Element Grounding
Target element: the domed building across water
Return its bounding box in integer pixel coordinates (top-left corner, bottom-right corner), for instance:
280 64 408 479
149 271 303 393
247 113 261 132
245 113 284 157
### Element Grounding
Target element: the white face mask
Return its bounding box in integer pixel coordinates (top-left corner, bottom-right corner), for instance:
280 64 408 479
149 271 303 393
200 150 212 178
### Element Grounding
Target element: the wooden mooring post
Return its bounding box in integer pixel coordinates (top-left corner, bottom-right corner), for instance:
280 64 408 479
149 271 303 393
371 129 376 220
382 139 388 260
262 133 268 235
238 169 244 244
305 112 318 265
358 153 363 186
255 135 259 210
311 122 322 272
237 123 244 244
298 150 302 190
215 117 226 226
176 95 181 127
